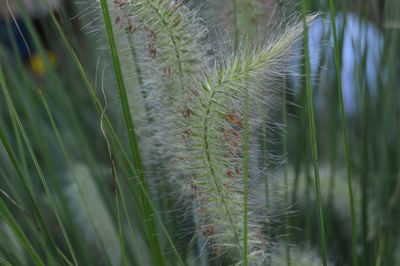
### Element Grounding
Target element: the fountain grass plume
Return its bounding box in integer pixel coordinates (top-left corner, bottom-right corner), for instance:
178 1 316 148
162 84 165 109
94 0 212 171
96 0 316 264
182 17 315 264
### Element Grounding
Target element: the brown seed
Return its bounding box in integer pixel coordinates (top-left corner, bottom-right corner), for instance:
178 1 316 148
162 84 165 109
230 140 239 155
191 183 198 200
214 244 222 256
115 16 121 25
201 224 216 237
226 111 244 129
181 108 192 118
149 47 157 58
113 0 126 8
127 19 135 33
226 169 234 179
146 29 157 58
182 128 193 141
235 167 240 175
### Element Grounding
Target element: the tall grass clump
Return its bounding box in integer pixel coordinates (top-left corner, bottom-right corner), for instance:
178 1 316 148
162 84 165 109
4 0 398 265
92 0 316 264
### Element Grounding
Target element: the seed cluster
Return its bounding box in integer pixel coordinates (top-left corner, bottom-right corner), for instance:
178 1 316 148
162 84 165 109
103 0 311 264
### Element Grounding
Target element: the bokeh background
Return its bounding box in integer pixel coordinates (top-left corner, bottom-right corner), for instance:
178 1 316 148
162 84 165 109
0 0 399 265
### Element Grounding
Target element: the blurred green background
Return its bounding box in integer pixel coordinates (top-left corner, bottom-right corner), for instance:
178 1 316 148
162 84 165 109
0 0 399 265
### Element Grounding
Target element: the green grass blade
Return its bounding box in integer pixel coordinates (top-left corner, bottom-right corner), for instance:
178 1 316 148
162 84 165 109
98 1 164 264
0 65 78 265
36 89 120 265
243 73 250 266
0 197 44 265
0 100 66 265
301 3 328 265
0 256 13 266
283 84 291 266
41 8 183 263
328 2 358 265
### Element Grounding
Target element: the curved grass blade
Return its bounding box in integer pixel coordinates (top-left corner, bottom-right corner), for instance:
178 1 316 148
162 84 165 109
0 65 78 266
40 3 184 263
0 198 44 265
0 91 69 265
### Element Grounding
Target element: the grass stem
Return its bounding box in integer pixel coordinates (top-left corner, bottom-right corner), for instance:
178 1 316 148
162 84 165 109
301 2 328 265
328 1 358 265
98 1 164 264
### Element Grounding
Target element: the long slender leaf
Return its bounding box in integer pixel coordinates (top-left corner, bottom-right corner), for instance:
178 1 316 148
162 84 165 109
301 2 328 265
